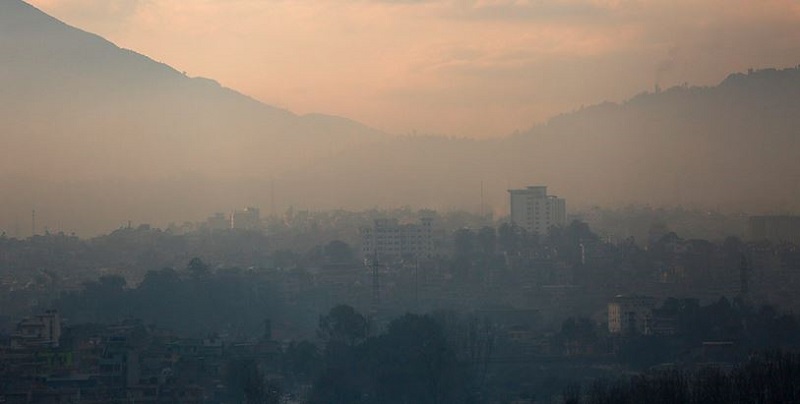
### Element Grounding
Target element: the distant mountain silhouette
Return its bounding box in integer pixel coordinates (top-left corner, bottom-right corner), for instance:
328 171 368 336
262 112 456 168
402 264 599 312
505 66 800 211
0 0 383 178
1 0 799 235
0 1 385 233
288 67 800 215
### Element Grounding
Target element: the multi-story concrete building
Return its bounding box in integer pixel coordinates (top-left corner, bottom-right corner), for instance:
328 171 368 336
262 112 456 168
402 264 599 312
206 212 228 231
231 207 261 230
508 186 566 235
361 217 435 260
11 310 61 349
608 295 656 335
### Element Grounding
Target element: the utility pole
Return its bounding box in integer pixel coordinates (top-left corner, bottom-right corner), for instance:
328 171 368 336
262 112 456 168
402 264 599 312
480 181 484 219
270 179 276 217
740 254 750 301
415 258 420 311
371 253 380 311
365 253 382 336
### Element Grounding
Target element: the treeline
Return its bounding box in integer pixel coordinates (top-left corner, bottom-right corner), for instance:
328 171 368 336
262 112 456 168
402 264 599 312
52 258 283 337
615 297 800 369
565 351 800 404
281 305 493 404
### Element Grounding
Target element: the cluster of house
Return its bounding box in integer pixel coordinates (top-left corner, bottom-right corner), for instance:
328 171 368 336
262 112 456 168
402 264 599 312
0 312 280 404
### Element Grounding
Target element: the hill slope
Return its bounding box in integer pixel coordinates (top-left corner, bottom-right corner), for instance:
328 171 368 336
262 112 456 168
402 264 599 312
2 1 799 235
0 1 385 234
285 67 800 215
0 0 384 178
506 67 800 210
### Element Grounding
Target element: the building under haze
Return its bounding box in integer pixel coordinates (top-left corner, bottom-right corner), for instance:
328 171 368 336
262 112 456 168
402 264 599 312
608 295 656 336
749 215 800 244
361 218 435 260
206 212 228 231
11 310 61 349
508 186 566 235
231 207 261 230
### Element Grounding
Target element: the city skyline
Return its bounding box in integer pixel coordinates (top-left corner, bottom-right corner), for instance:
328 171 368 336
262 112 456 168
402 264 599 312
3 0 800 236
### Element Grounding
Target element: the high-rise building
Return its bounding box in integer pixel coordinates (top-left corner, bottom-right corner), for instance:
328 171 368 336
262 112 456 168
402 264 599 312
508 186 566 235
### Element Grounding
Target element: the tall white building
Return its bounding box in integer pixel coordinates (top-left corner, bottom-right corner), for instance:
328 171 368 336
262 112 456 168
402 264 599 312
508 186 566 235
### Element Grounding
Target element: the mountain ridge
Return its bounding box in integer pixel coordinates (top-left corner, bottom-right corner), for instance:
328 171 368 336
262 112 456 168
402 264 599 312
286 65 800 216
2 0 800 235
1 0 391 234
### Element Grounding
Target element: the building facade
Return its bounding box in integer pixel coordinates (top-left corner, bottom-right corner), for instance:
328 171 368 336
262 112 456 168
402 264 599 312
231 207 261 230
508 186 566 235
11 310 61 349
361 217 435 260
608 295 656 336
749 215 800 244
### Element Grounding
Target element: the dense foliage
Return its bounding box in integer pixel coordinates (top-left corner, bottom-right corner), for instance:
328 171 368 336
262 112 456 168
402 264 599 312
566 351 800 404
303 305 476 404
54 260 282 337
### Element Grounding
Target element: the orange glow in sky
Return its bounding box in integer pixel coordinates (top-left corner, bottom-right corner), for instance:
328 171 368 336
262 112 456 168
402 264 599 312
28 0 800 138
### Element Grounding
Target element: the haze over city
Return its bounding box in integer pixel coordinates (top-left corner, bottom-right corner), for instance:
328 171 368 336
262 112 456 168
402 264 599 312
4 1 800 403
0 0 798 236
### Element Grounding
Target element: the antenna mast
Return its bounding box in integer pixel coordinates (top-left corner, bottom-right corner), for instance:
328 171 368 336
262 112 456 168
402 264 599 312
270 179 276 217
480 181 485 219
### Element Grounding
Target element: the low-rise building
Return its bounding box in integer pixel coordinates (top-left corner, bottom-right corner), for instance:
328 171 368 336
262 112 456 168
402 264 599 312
608 295 656 336
11 309 61 349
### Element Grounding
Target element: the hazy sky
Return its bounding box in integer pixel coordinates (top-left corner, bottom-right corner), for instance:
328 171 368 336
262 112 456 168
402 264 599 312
27 0 800 138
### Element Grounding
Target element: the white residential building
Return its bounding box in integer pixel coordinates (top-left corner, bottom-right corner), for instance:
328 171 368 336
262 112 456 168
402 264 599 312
361 217 435 260
508 186 566 235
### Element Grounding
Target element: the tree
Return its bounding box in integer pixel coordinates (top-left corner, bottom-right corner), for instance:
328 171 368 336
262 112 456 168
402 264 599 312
477 226 497 256
453 229 476 258
284 340 322 384
547 220 599 264
324 240 354 263
318 305 368 348
313 306 369 404
557 317 598 355
372 314 466 404
187 257 209 277
227 358 281 404
498 223 524 254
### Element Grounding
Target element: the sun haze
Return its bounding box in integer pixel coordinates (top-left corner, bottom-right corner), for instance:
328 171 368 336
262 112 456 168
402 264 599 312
26 0 800 138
